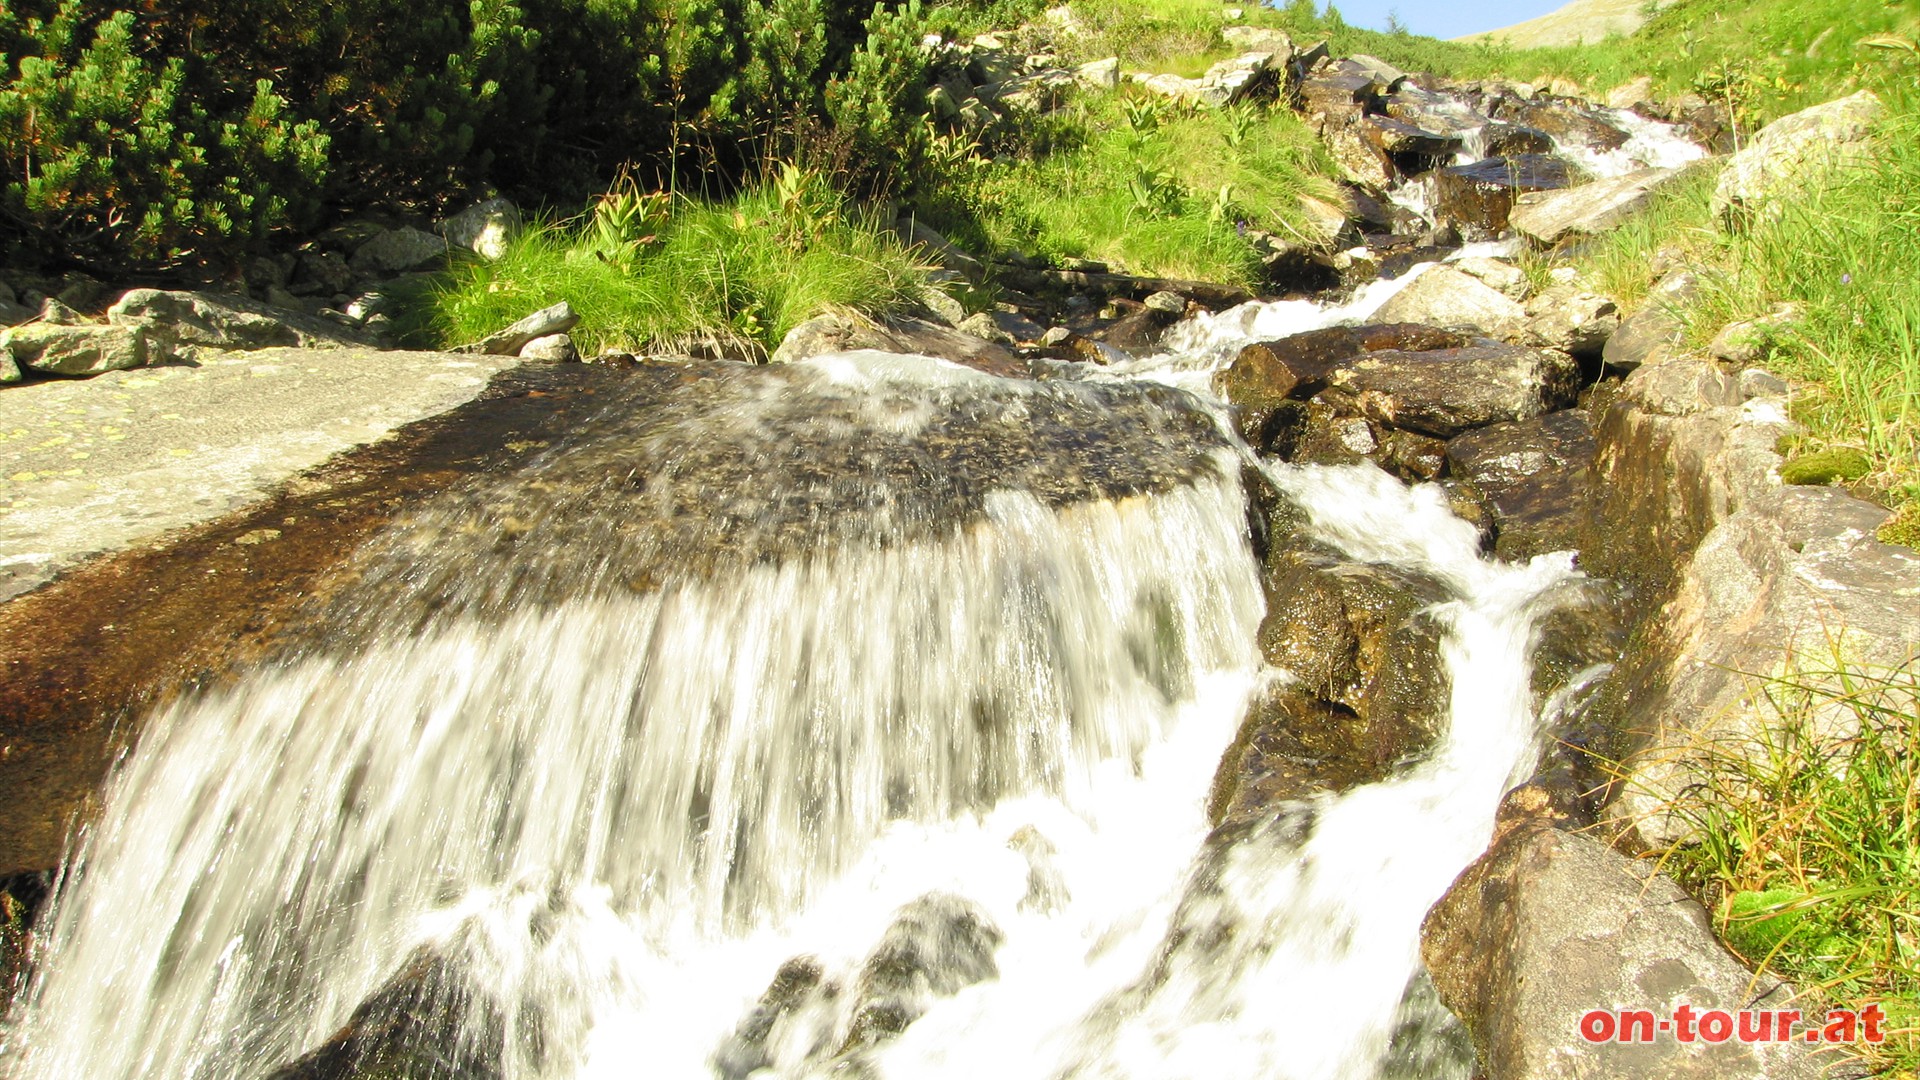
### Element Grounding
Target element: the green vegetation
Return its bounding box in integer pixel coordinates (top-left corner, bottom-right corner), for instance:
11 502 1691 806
1566 103 1920 524
405 166 930 357
1659 663 1920 1075
0 0 946 271
1781 448 1875 487
917 93 1341 288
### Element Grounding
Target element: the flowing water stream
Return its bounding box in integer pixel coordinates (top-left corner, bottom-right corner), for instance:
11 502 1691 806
0 77 1703 1080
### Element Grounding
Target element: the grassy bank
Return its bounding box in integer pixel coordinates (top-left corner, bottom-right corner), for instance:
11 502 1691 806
400 167 932 358
1659 663 1920 1075
916 92 1342 288
1563 98 1920 532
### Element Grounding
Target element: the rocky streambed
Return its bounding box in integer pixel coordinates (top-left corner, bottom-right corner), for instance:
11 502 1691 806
2 36 1917 1080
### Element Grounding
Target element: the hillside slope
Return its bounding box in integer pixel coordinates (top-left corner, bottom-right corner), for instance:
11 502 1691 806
1456 0 1672 48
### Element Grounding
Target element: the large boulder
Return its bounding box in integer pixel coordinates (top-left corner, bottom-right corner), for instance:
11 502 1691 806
0 323 160 377
0 346 19 385
1317 342 1582 439
1423 814 1820 1080
1431 155 1582 235
349 226 450 275
1510 166 1687 246
1712 90 1882 222
1492 96 1630 152
1372 266 1528 340
1214 323 1469 447
107 289 374 351
1446 410 1598 561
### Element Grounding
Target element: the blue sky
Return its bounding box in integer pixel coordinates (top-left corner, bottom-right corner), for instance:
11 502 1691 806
1320 0 1570 38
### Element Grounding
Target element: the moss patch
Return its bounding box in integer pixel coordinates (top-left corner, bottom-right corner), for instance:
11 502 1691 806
1779 448 1872 486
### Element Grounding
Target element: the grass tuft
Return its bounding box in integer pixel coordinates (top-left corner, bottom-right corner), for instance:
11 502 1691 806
395 168 932 359
1658 661 1920 1075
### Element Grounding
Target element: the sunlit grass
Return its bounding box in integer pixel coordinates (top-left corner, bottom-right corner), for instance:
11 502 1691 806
1656 660 1920 1076
395 170 931 358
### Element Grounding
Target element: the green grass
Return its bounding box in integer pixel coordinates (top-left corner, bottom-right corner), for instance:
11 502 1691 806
397 168 932 358
1657 662 1920 1076
916 91 1342 288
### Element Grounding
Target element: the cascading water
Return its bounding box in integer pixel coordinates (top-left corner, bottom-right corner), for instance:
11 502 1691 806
0 80 1639 1078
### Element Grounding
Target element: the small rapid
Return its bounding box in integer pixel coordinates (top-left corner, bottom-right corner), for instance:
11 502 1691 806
0 70 1657 1080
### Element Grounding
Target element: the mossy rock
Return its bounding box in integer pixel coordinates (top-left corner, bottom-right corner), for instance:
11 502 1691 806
1779 448 1871 485
1877 501 1920 550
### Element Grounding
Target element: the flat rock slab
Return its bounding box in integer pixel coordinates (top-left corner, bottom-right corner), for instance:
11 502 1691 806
1511 166 1686 245
0 349 520 600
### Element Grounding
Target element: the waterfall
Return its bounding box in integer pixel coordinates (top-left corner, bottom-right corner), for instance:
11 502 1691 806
3 88 1626 1075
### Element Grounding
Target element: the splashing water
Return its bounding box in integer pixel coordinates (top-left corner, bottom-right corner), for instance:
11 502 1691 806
6 115 1604 1080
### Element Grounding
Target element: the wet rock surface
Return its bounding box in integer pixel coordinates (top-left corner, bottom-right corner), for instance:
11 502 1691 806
1430 155 1583 235
1423 817 1822 1080
0 359 1235 874
266 947 502 1080
1215 323 1469 447
1317 342 1582 440
1445 409 1598 561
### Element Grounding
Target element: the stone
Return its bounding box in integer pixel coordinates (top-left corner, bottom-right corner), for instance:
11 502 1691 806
1604 75 1655 111
841 895 1002 1055
1600 269 1695 371
1318 342 1582 440
926 83 960 120
1707 303 1801 366
0 346 19 385
1479 122 1555 157
967 49 1021 86
919 286 966 327
1372 266 1528 340
517 332 579 363
296 250 356 296
1140 52 1280 108
1446 410 1598 561
769 313 1026 377
1713 90 1883 222
0 296 30 327
349 226 450 275
107 289 373 350
1322 125 1393 190
990 69 1076 113
1738 366 1789 399
958 311 1016 346
1343 54 1407 91
1073 56 1120 90
1431 155 1582 235
37 297 83 325
1493 96 1630 152
1216 324 1469 448
266 947 503 1080
1523 287 1618 357
1450 256 1527 300
1423 821 1820 1080
1221 25 1292 54
1 323 158 377
1363 114 1463 165
1510 166 1687 246
467 301 580 356
436 197 520 260
897 219 983 278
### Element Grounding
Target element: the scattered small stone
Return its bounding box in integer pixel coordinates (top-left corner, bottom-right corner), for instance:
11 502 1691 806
518 332 580 363
1143 291 1187 316
957 311 1016 346
467 301 580 356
